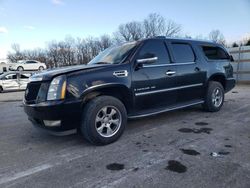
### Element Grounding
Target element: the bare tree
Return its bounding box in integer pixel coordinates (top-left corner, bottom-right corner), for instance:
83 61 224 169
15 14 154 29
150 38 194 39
208 30 226 45
99 35 113 50
143 13 166 38
165 20 181 37
115 21 144 42
7 43 23 62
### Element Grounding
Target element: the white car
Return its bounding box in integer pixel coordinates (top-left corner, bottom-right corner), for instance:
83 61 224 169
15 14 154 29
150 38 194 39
9 60 47 71
0 72 31 92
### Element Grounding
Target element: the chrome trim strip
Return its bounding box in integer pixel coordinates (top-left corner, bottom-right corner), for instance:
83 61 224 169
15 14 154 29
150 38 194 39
143 62 195 68
135 83 203 96
128 100 204 119
137 57 158 63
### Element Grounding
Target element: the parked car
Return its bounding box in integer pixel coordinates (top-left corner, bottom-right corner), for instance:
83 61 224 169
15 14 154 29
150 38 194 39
0 72 31 92
23 37 235 145
9 60 46 71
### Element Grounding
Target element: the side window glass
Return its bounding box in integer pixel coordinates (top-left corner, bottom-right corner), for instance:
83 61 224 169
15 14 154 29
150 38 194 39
20 74 29 79
202 46 229 60
171 43 195 63
138 40 170 64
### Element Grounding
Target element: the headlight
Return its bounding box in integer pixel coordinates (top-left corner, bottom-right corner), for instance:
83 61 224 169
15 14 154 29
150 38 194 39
47 75 67 101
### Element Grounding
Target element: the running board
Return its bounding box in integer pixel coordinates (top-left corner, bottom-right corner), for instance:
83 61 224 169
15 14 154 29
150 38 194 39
128 100 204 119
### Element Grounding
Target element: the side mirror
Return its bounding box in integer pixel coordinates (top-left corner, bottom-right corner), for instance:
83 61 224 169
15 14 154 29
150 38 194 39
229 55 234 62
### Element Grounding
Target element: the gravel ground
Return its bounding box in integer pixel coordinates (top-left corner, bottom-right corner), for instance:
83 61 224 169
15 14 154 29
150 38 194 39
0 85 249 188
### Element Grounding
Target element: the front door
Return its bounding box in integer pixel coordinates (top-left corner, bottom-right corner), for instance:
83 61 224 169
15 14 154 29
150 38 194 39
132 40 178 112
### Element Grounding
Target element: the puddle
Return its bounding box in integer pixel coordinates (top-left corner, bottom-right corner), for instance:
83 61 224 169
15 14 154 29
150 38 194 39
195 122 209 126
178 128 193 133
135 142 141 145
165 160 187 173
218 151 230 155
133 167 139 172
106 163 124 171
180 149 200 156
178 127 213 134
224 145 232 148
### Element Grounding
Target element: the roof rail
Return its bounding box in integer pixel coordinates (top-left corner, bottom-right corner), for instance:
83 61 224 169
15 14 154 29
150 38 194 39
154 36 166 39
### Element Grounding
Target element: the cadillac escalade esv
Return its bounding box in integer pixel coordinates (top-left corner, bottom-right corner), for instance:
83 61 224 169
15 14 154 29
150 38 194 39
23 37 235 145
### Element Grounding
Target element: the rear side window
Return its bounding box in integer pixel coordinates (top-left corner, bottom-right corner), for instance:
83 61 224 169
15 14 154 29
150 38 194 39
171 43 195 63
138 40 170 64
202 46 229 60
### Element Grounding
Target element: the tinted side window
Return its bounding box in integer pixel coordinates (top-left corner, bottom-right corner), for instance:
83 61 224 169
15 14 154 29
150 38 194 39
172 43 195 63
138 40 170 64
26 61 36 64
202 46 229 60
20 74 29 79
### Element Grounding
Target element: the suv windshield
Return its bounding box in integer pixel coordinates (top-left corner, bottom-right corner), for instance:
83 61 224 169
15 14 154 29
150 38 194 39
88 42 137 65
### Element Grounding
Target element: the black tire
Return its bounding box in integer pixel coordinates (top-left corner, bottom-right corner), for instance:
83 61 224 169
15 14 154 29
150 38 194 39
39 66 44 71
203 81 224 112
81 96 127 145
17 66 24 71
0 86 3 93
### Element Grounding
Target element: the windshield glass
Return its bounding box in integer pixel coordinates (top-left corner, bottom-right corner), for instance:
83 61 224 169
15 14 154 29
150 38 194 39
88 42 137 65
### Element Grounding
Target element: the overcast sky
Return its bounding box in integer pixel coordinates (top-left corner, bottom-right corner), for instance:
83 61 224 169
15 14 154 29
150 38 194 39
0 0 250 59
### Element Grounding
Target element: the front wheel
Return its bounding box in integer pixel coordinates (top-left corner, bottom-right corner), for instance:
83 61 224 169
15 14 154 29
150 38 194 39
17 66 24 71
203 81 224 112
81 96 127 145
38 66 44 71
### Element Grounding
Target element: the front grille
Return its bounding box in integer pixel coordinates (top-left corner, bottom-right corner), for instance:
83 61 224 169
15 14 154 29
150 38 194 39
25 82 42 102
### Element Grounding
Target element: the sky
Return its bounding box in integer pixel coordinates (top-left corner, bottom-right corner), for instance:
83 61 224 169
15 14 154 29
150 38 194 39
0 0 250 59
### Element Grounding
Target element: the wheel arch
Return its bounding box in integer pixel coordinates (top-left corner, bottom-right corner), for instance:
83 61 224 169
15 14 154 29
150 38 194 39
80 84 133 114
208 73 226 89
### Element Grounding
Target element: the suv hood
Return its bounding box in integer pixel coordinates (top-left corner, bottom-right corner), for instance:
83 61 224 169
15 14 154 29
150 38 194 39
30 64 109 82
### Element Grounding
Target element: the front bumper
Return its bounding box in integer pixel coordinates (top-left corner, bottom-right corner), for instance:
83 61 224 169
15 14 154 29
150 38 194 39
24 100 82 132
225 78 236 93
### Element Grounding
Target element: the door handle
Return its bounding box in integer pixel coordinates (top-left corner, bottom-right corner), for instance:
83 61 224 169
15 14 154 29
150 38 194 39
166 71 176 76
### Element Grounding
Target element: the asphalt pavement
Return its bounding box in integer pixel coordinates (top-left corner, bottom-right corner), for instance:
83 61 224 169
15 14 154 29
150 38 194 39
0 86 249 188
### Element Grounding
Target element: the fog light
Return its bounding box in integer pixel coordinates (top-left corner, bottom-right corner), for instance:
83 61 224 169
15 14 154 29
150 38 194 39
43 120 61 127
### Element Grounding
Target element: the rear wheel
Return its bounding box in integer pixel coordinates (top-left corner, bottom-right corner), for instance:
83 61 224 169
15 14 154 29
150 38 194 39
203 81 224 112
17 66 24 71
81 96 127 145
0 86 3 93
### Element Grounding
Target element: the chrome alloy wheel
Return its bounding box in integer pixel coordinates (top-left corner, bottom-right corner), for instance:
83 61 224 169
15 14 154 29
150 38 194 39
212 87 223 107
95 106 122 138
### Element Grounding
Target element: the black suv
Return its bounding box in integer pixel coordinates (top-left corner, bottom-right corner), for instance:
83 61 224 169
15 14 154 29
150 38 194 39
24 37 235 145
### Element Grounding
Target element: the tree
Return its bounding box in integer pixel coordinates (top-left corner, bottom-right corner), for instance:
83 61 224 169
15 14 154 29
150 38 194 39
232 42 239 47
143 13 166 38
245 38 250 46
208 30 226 45
165 20 181 37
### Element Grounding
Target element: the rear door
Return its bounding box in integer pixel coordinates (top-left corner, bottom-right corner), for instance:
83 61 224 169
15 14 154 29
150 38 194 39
132 40 178 111
167 42 206 103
